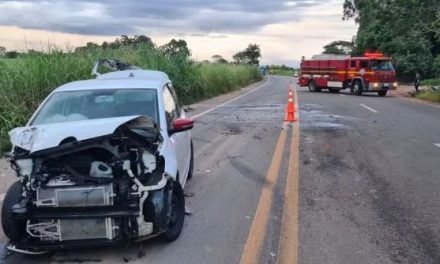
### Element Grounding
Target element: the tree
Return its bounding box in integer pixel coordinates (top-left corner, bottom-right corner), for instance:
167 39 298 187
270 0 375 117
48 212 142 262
160 39 191 58
233 44 261 65
4 51 19 58
342 0 440 77
212 55 228 63
322 40 354 55
0 46 6 57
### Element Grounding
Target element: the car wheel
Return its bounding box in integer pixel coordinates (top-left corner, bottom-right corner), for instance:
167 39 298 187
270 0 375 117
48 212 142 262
353 81 363 96
187 141 194 180
378 91 387 97
160 181 185 242
308 81 320 92
1 181 26 243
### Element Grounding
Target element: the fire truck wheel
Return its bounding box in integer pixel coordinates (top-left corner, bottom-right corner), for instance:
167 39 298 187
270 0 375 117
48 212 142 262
353 81 363 96
378 91 387 97
329 88 340 94
308 81 321 92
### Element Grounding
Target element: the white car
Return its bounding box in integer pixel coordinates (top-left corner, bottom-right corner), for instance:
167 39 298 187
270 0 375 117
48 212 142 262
2 60 194 254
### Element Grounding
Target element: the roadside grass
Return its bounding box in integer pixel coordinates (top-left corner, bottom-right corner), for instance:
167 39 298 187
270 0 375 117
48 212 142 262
415 89 440 103
0 45 262 152
421 79 440 86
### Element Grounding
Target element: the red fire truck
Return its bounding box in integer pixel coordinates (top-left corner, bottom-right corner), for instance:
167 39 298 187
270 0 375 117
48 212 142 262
298 53 398 96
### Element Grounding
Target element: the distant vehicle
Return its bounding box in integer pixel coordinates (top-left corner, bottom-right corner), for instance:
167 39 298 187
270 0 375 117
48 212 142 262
2 60 194 254
259 65 269 75
298 53 398 96
293 71 299 77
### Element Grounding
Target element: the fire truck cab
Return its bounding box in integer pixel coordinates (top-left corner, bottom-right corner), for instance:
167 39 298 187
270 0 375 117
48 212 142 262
298 53 398 96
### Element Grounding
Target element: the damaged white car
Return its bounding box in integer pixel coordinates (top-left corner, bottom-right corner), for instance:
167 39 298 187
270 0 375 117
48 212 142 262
1 60 194 254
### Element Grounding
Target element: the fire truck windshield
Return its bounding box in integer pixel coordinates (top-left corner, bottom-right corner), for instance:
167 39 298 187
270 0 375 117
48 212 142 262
370 60 394 71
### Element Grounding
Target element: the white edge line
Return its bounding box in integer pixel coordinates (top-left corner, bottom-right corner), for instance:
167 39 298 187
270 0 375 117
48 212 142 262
360 104 379 113
191 77 271 119
434 143 440 148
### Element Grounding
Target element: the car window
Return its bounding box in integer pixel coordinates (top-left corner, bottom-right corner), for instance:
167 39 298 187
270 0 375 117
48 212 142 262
350 60 356 68
167 83 181 112
31 89 158 125
163 86 180 128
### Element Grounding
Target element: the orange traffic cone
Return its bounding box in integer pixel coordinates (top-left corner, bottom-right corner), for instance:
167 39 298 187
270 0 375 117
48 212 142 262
285 85 297 122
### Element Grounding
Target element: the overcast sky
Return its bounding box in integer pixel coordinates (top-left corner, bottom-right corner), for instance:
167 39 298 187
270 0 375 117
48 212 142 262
0 0 357 66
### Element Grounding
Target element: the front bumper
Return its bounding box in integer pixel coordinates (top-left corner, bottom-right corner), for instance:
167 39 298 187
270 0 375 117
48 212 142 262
368 82 398 91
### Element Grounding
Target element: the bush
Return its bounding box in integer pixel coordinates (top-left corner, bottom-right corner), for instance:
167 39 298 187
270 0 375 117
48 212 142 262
0 45 262 151
421 79 440 86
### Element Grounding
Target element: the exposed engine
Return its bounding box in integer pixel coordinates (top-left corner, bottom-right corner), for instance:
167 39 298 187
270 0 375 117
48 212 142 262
6 116 177 251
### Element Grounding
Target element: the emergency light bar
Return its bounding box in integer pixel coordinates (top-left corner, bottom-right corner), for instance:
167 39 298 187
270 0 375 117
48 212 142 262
364 52 384 58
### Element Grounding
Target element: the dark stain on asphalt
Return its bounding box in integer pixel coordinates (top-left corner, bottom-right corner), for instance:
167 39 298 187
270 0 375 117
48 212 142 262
215 155 241 167
360 162 440 263
229 158 268 186
221 124 243 135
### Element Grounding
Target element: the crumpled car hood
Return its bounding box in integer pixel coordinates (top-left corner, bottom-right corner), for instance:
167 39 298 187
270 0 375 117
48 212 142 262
9 115 158 154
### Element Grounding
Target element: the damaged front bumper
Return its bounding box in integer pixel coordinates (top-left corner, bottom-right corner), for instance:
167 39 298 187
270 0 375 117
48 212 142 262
4 116 179 252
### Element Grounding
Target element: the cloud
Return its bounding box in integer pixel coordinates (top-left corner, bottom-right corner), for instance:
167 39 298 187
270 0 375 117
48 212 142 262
0 0 322 35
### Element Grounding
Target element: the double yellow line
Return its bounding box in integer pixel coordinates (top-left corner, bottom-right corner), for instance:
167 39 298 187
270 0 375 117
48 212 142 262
240 84 300 264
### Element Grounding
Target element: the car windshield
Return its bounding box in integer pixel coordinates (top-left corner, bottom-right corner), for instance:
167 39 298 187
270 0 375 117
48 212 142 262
31 89 158 125
370 60 394 71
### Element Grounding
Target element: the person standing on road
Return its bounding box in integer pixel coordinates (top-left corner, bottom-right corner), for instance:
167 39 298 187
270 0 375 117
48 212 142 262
415 72 421 92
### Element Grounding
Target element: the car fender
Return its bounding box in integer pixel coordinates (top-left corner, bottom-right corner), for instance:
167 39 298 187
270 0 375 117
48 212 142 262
160 140 178 181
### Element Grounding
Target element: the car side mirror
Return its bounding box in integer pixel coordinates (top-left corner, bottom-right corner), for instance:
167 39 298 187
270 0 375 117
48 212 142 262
169 118 194 135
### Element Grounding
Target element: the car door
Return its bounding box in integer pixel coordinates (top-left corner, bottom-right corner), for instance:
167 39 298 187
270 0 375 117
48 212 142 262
163 84 191 186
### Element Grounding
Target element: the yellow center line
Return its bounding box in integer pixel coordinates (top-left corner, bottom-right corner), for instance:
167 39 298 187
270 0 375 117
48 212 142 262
239 123 288 264
278 83 300 264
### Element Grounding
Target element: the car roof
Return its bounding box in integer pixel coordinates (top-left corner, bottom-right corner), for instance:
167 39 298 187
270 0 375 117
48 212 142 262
54 70 171 92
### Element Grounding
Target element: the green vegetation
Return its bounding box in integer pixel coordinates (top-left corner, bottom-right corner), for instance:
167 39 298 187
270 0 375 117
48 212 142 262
415 90 440 103
322 41 354 55
268 65 296 76
233 44 262 65
421 79 440 86
269 69 293 76
340 0 440 81
0 38 262 152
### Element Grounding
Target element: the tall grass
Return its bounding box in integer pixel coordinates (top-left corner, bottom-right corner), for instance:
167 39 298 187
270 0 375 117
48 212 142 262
421 79 440 86
0 45 262 151
415 90 440 103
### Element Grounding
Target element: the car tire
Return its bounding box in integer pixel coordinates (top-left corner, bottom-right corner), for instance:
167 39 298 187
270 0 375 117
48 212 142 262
187 141 194 180
160 181 185 242
378 91 387 97
308 81 321 92
353 81 363 96
1 181 26 243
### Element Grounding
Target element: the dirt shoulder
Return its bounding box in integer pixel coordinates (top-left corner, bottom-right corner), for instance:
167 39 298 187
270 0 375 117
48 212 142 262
390 85 440 107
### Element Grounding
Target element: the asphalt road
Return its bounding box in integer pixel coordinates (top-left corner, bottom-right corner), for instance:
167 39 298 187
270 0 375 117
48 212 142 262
298 85 440 264
0 76 439 263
